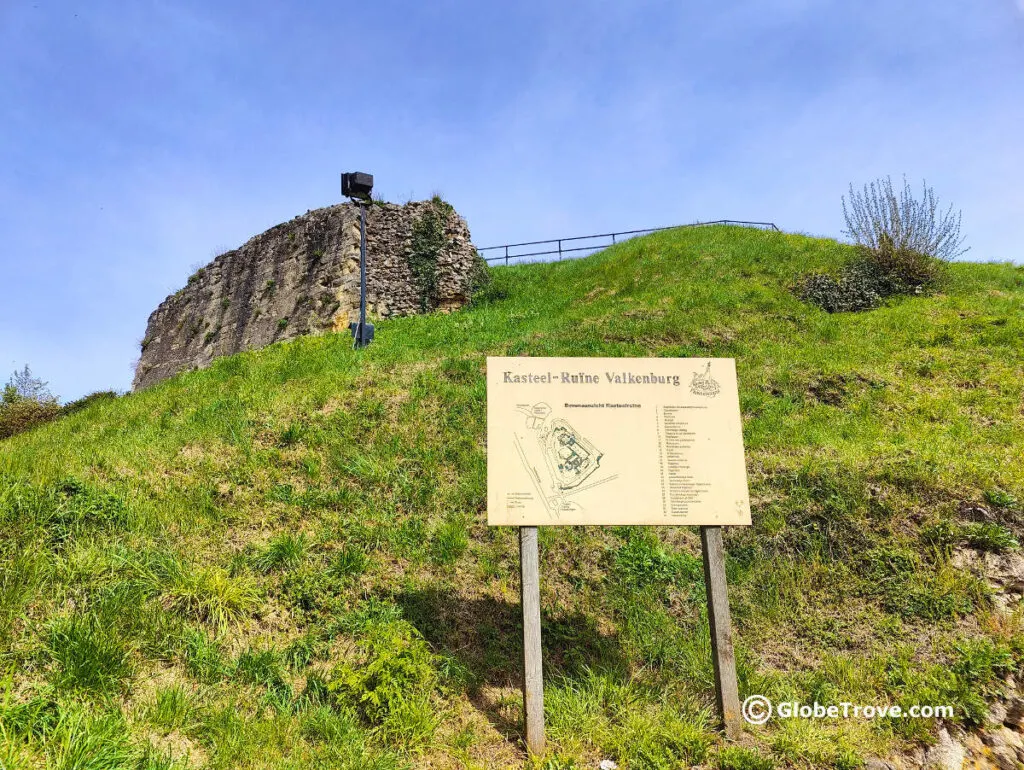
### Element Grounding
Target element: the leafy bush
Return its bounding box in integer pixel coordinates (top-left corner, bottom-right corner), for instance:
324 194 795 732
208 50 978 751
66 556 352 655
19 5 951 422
867 232 944 289
59 390 118 417
797 262 896 314
328 620 440 746
465 251 493 302
0 398 61 439
468 264 511 307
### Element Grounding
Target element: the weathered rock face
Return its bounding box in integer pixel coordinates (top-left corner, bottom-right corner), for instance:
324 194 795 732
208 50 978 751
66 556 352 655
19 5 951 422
133 200 483 390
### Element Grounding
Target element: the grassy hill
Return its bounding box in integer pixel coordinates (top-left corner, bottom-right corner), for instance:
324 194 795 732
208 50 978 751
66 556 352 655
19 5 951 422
2 225 1023 770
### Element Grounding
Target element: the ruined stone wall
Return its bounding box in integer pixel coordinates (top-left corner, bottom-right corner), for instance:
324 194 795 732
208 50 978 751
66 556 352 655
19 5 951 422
132 199 482 390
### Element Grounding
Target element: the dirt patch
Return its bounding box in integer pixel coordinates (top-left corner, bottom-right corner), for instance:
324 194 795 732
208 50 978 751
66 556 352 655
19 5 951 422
145 729 208 767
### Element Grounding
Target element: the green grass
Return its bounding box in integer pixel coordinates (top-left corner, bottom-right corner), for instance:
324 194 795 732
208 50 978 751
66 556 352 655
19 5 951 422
1 225 1023 768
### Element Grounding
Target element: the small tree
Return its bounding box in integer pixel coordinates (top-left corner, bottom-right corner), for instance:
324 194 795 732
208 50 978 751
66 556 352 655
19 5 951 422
842 176 969 262
0 365 60 439
4 365 56 404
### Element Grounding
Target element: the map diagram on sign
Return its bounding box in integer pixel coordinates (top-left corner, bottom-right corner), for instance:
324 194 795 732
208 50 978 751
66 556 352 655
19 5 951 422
512 402 619 519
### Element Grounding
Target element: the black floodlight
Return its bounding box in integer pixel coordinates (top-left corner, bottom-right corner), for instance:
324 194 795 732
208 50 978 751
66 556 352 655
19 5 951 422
341 170 375 349
341 172 373 201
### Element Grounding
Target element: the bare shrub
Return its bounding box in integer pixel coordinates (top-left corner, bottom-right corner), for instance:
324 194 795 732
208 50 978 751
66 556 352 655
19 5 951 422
842 176 968 264
800 177 968 313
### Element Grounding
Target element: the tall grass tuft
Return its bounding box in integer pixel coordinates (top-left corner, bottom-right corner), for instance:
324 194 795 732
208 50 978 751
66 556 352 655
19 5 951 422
47 614 134 695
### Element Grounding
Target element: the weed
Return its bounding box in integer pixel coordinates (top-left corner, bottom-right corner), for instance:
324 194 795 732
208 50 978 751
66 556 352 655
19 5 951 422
328 619 440 747
299 704 360 745
717 745 775 770
614 531 701 591
328 545 369 579
984 488 1020 510
429 518 468 565
47 614 134 695
961 522 1019 552
182 628 229 683
281 566 337 615
234 647 291 700
162 565 258 629
283 633 328 670
46 709 140 769
949 637 1016 697
146 685 197 731
278 420 306 447
0 547 43 645
252 532 308 573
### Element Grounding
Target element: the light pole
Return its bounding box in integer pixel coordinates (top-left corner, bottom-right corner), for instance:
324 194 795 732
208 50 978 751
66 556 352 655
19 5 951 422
341 171 375 349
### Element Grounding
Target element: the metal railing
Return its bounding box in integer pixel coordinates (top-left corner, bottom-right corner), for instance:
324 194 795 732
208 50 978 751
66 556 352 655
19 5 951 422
478 219 780 266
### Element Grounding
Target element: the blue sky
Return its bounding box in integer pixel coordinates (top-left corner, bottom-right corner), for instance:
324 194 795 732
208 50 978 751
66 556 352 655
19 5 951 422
2 1 1022 401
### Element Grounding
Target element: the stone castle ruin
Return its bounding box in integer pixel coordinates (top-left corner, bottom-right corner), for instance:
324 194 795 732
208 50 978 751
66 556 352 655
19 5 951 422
132 198 485 390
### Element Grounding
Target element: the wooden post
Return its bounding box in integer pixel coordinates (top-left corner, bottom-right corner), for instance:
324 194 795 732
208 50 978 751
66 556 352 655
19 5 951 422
519 526 545 756
700 525 742 740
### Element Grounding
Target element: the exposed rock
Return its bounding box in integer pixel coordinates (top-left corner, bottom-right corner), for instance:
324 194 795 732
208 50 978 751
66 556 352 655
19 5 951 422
924 727 965 769
952 548 1024 616
133 199 484 390
988 701 1009 727
985 553 1024 594
988 745 1018 770
959 501 996 522
1005 698 1024 731
984 727 1023 750
865 759 898 770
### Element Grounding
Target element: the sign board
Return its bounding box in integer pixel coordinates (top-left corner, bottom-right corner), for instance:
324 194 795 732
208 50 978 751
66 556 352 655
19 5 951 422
487 357 751 527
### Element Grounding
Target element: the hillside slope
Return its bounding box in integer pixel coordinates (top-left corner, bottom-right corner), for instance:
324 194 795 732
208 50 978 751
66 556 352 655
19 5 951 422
2 226 1023 770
